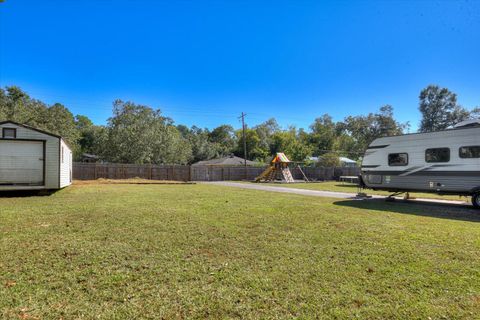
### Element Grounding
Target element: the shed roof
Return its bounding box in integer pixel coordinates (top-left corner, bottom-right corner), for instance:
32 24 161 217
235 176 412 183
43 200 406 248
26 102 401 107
0 120 62 139
0 120 73 150
192 155 259 166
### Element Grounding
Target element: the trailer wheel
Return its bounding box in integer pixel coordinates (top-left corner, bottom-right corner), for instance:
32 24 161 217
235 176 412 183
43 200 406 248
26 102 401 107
472 193 480 209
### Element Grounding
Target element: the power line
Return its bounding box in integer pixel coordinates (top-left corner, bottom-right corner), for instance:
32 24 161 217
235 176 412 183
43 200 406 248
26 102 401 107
5 91 317 122
1 91 321 125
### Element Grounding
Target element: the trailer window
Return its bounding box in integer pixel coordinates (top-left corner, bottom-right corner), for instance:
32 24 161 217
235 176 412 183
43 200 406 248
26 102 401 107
459 146 480 158
388 153 408 166
425 148 450 163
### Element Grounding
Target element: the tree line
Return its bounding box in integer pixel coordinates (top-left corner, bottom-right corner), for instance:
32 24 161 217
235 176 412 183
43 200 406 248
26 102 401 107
0 85 478 165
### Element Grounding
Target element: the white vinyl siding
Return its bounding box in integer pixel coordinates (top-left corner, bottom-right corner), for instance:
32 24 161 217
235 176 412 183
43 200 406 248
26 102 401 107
59 139 73 188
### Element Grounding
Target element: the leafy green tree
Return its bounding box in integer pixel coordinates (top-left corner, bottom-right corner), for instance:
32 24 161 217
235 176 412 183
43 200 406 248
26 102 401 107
75 115 107 159
341 105 405 157
470 107 480 119
308 114 337 156
208 124 236 156
178 125 222 163
75 115 93 130
316 152 340 167
0 86 31 121
105 100 191 164
235 128 268 161
0 86 49 126
270 127 312 161
0 88 8 120
44 103 80 150
105 100 159 163
186 126 217 163
331 134 357 159
374 105 404 137
419 85 470 132
151 125 192 165
254 118 280 153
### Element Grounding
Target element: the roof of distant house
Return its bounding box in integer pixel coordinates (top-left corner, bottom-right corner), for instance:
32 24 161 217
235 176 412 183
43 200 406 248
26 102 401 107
192 155 260 166
308 156 356 163
339 157 356 163
82 153 100 159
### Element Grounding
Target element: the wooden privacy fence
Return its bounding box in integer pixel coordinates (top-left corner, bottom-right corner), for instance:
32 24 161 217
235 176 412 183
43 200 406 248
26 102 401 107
73 163 191 181
190 166 360 181
73 162 360 182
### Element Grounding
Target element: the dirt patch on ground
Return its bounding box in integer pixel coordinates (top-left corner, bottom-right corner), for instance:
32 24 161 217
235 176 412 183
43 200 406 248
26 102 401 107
73 178 195 185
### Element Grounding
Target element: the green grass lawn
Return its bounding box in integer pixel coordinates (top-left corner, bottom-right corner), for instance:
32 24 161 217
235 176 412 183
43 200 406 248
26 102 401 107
1 183 479 319
256 180 470 201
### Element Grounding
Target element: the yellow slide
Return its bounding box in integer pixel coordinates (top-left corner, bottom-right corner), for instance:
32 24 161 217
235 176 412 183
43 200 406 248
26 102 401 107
255 166 275 182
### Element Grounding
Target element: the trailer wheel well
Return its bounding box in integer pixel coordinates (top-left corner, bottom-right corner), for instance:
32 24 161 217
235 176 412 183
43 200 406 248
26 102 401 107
472 192 480 209
470 187 480 195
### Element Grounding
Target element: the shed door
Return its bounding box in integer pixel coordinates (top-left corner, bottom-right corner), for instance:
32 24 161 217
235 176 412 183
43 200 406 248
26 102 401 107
0 140 44 185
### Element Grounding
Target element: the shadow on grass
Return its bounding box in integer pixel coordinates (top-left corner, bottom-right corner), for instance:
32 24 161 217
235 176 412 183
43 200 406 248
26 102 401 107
0 190 58 198
334 198 480 223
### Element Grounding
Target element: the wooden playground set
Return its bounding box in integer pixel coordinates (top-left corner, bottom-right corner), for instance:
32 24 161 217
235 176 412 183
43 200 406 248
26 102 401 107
255 153 308 183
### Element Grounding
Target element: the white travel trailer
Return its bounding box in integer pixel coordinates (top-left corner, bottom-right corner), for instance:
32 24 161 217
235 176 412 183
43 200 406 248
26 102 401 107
360 120 480 208
0 121 72 191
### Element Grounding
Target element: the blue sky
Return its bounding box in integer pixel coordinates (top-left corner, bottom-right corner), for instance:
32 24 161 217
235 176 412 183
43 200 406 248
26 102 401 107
1 0 479 131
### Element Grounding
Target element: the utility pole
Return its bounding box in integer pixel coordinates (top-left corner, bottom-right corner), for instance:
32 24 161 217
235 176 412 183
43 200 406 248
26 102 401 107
239 112 247 178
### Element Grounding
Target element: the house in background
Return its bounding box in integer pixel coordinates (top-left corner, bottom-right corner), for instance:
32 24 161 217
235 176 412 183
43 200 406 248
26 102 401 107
308 156 358 167
80 153 102 163
338 157 358 167
192 154 260 166
0 121 73 191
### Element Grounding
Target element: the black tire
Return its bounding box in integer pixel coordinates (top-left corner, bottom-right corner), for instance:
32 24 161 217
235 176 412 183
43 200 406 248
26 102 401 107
472 193 480 209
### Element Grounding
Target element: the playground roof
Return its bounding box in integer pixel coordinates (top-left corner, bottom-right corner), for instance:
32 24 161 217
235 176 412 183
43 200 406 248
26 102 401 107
271 152 291 163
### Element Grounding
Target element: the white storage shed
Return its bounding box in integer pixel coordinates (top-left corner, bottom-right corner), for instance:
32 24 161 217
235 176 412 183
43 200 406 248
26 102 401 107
0 121 73 191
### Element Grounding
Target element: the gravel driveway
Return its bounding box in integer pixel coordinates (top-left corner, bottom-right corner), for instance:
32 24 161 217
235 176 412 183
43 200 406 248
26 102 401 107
204 181 470 206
